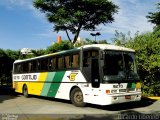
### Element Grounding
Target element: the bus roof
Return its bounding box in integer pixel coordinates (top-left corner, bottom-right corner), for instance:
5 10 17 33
14 48 79 63
81 44 135 52
14 44 134 63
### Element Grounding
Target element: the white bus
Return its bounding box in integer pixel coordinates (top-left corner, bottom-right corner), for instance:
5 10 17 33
12 44 141 107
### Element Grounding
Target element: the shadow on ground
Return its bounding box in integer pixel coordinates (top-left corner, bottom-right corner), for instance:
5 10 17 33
0 92 159 120
86 97 157 111
29 94 157 112
38 96 157 111
0 85 18 103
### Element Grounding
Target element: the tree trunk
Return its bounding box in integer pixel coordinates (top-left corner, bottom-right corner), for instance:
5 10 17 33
73 25 82 44
65 30 72 43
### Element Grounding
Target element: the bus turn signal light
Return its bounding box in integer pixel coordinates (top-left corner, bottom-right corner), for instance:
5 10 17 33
106 90 110 94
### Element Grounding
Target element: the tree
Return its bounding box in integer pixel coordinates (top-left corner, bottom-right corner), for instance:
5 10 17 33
45 40 73 54
0 49 18 86
112 30 132 46
146 3 160 31
33 0 118 44
98 40 108 44
31 49 46 57
112 29 160 96
125 30 160 96
5 49 20 60
0 49 7 85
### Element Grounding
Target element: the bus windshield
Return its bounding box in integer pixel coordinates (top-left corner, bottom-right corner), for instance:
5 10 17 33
103 51 139 82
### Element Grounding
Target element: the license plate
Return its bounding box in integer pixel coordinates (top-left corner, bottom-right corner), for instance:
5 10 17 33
125 95 131 99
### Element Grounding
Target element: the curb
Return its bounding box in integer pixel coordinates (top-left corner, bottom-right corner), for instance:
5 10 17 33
142 96 160 100
147 97 160 100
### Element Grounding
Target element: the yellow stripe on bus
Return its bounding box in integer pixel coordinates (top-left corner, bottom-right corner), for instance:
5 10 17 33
28 72 48 95
14 82 26 93
14 72 48 95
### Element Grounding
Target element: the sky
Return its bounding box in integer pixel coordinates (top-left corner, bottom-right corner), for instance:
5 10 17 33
0 0 158 50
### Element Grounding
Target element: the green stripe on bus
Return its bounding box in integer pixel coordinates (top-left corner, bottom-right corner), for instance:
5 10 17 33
47 71 65 97
41 72 56 96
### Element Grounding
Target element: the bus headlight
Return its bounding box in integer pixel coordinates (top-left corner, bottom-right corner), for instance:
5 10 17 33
136 82 141 90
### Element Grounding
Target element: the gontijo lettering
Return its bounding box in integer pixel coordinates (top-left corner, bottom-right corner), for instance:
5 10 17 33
21 75 37 80
14 75 37 81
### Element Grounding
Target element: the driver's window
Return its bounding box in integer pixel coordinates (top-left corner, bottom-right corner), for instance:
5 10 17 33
83 50 98 67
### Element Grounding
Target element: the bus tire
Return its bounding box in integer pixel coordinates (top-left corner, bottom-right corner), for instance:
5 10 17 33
23 85 29 98
70 88 86 107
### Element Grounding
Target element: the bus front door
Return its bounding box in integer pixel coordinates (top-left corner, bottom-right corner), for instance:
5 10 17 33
91 59 100 88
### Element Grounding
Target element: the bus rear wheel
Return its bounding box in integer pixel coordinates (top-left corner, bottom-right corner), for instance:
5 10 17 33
70 88 86 107
23 85 29 97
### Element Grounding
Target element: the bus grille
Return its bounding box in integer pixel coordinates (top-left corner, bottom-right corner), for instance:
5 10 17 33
119 89 126 93
119 88 135 93
127 88 135 92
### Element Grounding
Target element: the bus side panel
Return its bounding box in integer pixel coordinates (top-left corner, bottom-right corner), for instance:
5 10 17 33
13 70 88 101
13 72 48 95
54 71 87 100
31 72 48 95
40 71 66 97
13 81 26 93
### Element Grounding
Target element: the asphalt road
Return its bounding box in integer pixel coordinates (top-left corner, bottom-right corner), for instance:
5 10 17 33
0 94 160 120
0 86 160 120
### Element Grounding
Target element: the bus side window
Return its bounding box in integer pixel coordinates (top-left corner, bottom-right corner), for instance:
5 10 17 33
49 57 56 70
28 62 32 72
72 53 79 68
23 62 29 73
57 56 63 69
18 64 22 73
14 64 17 73
32 60 39 72
15 64 22 73
40 58 48 71
64 55 71 69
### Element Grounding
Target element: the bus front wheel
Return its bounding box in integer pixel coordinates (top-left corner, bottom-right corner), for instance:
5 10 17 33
70 88 86 107
23 85 29 97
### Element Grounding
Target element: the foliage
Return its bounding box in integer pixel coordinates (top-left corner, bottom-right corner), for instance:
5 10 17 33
0 49 19 86
74 38 108 47
45 40 74 54
33 0 118 44
31 49 46 57
98 40 108 44
112 30 132 46
5 49 20 60
112 28 160 96
146 2 160 31
125 30 160 96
